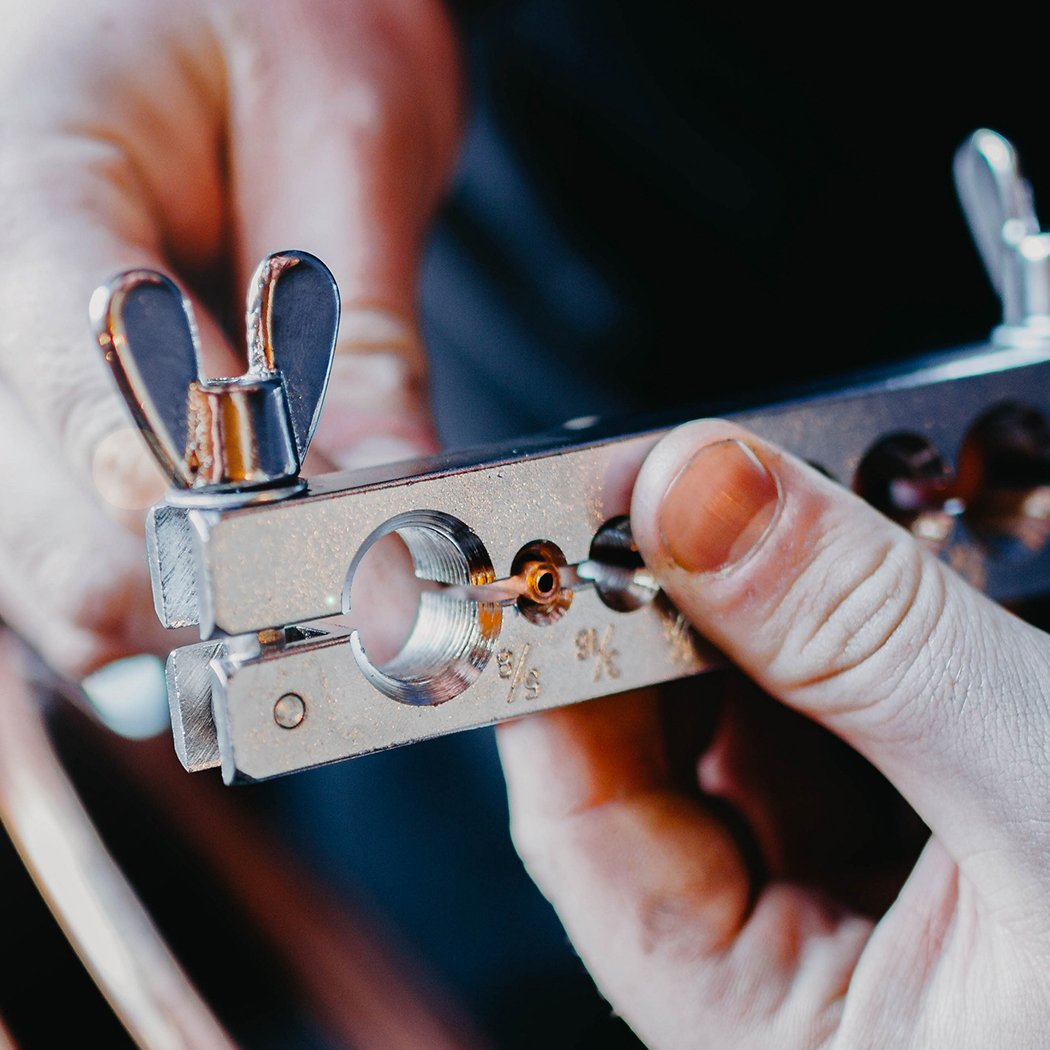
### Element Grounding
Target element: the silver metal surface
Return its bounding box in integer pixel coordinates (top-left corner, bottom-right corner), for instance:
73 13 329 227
274 693 306 729
146 503 200 630
144 337 1050 783
97 128 1050 784
954 128 1050 338
245 252 339 461
92 250 338 494
167 641 225 772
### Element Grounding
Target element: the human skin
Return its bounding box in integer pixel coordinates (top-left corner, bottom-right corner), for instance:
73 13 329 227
498 420 1050 1048
0 0 461 677
5 3 1050 1046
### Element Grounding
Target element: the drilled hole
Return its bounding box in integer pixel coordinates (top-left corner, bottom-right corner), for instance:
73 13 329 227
512 540 572 626
588 516 660 612
958 401 1050 554
340 533 424 665
854 433 959 548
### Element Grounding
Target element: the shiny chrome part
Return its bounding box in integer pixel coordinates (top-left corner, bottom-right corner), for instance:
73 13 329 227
954 128 1050 339
167 640 225 771
274 692 306 729
149 336 1050 782
245 251 339 461
510 541 573 626
91 270 201 487
185 375 299 489
586 517 661 612
105 130 1050 783
91 250 339 497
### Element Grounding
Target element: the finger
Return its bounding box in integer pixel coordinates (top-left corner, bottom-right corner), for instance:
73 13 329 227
629 420 1050 883
700 678 926 915
1 0 459 507
216 0 462 466
497 691 871 1048
0 3 243 515
0 385 173 679
0 189 242 522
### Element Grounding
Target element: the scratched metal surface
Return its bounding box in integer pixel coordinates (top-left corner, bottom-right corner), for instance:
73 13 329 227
156 339 1050 781
214 589 710 782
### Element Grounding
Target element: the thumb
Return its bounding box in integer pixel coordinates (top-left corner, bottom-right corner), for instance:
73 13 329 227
630 419 1050 891
216 0 462 468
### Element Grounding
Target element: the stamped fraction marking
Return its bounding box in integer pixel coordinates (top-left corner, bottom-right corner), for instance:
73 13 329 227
498 644 542 702
662 611 699 663
575 626 620 682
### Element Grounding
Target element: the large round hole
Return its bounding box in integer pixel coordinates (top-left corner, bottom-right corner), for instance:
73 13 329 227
343 511 502 706
337 532 428 665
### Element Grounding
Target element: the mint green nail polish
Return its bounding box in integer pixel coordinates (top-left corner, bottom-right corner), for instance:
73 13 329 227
81 654 169 740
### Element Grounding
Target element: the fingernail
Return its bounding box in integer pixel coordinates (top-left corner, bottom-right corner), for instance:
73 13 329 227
660 439 780 574
81 654 170 740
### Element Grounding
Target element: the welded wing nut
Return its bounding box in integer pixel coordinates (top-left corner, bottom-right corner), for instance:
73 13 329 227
90 250 340 492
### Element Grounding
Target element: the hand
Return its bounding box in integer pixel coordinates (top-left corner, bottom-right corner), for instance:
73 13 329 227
0 0 460 716
498 419 1050 1048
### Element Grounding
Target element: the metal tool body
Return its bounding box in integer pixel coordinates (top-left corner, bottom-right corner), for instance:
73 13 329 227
94 129 1050 784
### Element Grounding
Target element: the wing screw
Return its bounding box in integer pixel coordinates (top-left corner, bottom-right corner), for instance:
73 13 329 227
91 250 340 503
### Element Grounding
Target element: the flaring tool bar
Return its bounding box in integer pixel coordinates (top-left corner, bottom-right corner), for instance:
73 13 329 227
92 129 1050 783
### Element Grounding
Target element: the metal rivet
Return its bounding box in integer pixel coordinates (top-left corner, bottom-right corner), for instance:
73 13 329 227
274 693 305 729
